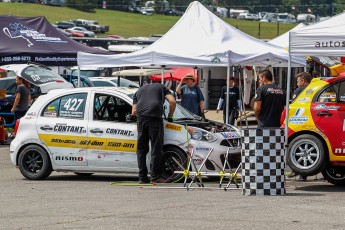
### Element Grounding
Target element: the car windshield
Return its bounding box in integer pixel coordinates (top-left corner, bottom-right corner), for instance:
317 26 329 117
162 100 195 120
72 70 99 78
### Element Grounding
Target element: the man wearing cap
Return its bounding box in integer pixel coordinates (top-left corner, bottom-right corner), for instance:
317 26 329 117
216 76 240 125
176 74 205 117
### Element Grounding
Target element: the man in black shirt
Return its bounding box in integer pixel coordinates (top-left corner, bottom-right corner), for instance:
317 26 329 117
132 83 176 184
254 69 286 128
292 72 312 100
216 76 240 125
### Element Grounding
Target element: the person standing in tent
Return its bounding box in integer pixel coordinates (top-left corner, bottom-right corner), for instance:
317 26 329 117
11 76 30 122
291 72 313 100
254 69 285 128
176 74 205 117
216 76 240 125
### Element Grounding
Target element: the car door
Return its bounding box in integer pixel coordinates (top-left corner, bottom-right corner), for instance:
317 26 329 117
37 92 89 166
87 92 138 171
311 80 345 156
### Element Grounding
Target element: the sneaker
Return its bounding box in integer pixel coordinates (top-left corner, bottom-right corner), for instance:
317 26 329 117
151 177 172 184
139 178 150 184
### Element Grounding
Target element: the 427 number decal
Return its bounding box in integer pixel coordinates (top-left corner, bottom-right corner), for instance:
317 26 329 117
63 98 84 111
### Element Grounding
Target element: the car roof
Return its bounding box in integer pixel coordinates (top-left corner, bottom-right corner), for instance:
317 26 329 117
47 86 138 96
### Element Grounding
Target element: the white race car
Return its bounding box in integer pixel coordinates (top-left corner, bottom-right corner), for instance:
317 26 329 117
10 87 241 181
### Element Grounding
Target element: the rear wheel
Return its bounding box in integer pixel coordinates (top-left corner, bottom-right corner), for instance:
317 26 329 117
287 134 327 176
162 146 187 182
322 165 345 186
18 145 52 180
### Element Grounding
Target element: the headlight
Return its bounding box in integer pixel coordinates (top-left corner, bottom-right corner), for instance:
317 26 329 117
188 127 217 142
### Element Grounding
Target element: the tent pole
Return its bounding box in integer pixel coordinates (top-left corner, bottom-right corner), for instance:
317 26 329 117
285 34 292 153
240 67 248 128
161 66 165 84
225 65 230 124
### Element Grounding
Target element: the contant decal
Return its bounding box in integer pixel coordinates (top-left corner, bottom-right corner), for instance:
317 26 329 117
54 124 86 133
106 128 134 136
165 123 182 131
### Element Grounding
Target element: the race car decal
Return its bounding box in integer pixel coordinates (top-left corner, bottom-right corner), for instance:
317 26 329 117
220 132 240 138
38 134 137 152
334 148 345 154
297 97 311 103
314 104 339 110
106 128 134 136
289 108 309 124
305 89 314 95
54 124 86 133
165 123 182 131
55 156 84 161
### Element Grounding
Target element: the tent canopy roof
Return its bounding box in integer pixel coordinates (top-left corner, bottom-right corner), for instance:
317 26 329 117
0 16 110 66
78 1 305 68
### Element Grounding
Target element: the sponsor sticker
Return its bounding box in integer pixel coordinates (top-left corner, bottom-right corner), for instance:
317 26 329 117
314 104 339 110
38 134 137 152
220 132 239 138
305 89 314 95
165 123 182 131
297 97 311 103
289 108 308 124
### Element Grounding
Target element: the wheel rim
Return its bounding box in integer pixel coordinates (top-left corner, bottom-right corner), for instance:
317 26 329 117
22 149 43 174
162 150 184 178
290 140 320 170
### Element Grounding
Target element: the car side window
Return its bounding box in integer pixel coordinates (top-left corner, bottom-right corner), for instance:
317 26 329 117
42 93 87 119
94 93 132 122
317 85 337 103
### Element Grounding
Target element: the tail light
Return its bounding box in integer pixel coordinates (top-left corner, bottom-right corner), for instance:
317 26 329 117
14 119 20 135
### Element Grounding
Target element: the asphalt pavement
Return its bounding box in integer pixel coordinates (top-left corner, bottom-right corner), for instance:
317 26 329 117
1 145 345 230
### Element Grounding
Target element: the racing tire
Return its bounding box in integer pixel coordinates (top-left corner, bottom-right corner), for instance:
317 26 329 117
162 146 187 183
74 173 94 177
287 134 327 176
322 165 345 186
18 145 52 180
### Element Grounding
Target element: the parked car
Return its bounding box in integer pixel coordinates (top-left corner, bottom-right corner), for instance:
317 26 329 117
65 29 84 37
282 75 345 185
66 27 95 37
89 77 139 88
56 28 72 37
277 13 296 24
87 20 110 33
10 87 241 180
60 74 95 88
70 66 112 78
54 21 75 29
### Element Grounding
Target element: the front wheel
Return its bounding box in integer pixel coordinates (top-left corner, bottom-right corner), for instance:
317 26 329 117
162 146 187 182
287 134 327 176
322 165 345 186
18 145 52 180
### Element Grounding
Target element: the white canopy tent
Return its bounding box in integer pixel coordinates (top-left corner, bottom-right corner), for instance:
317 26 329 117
78 1 306 124
286 12 345 144
78 1 305 68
